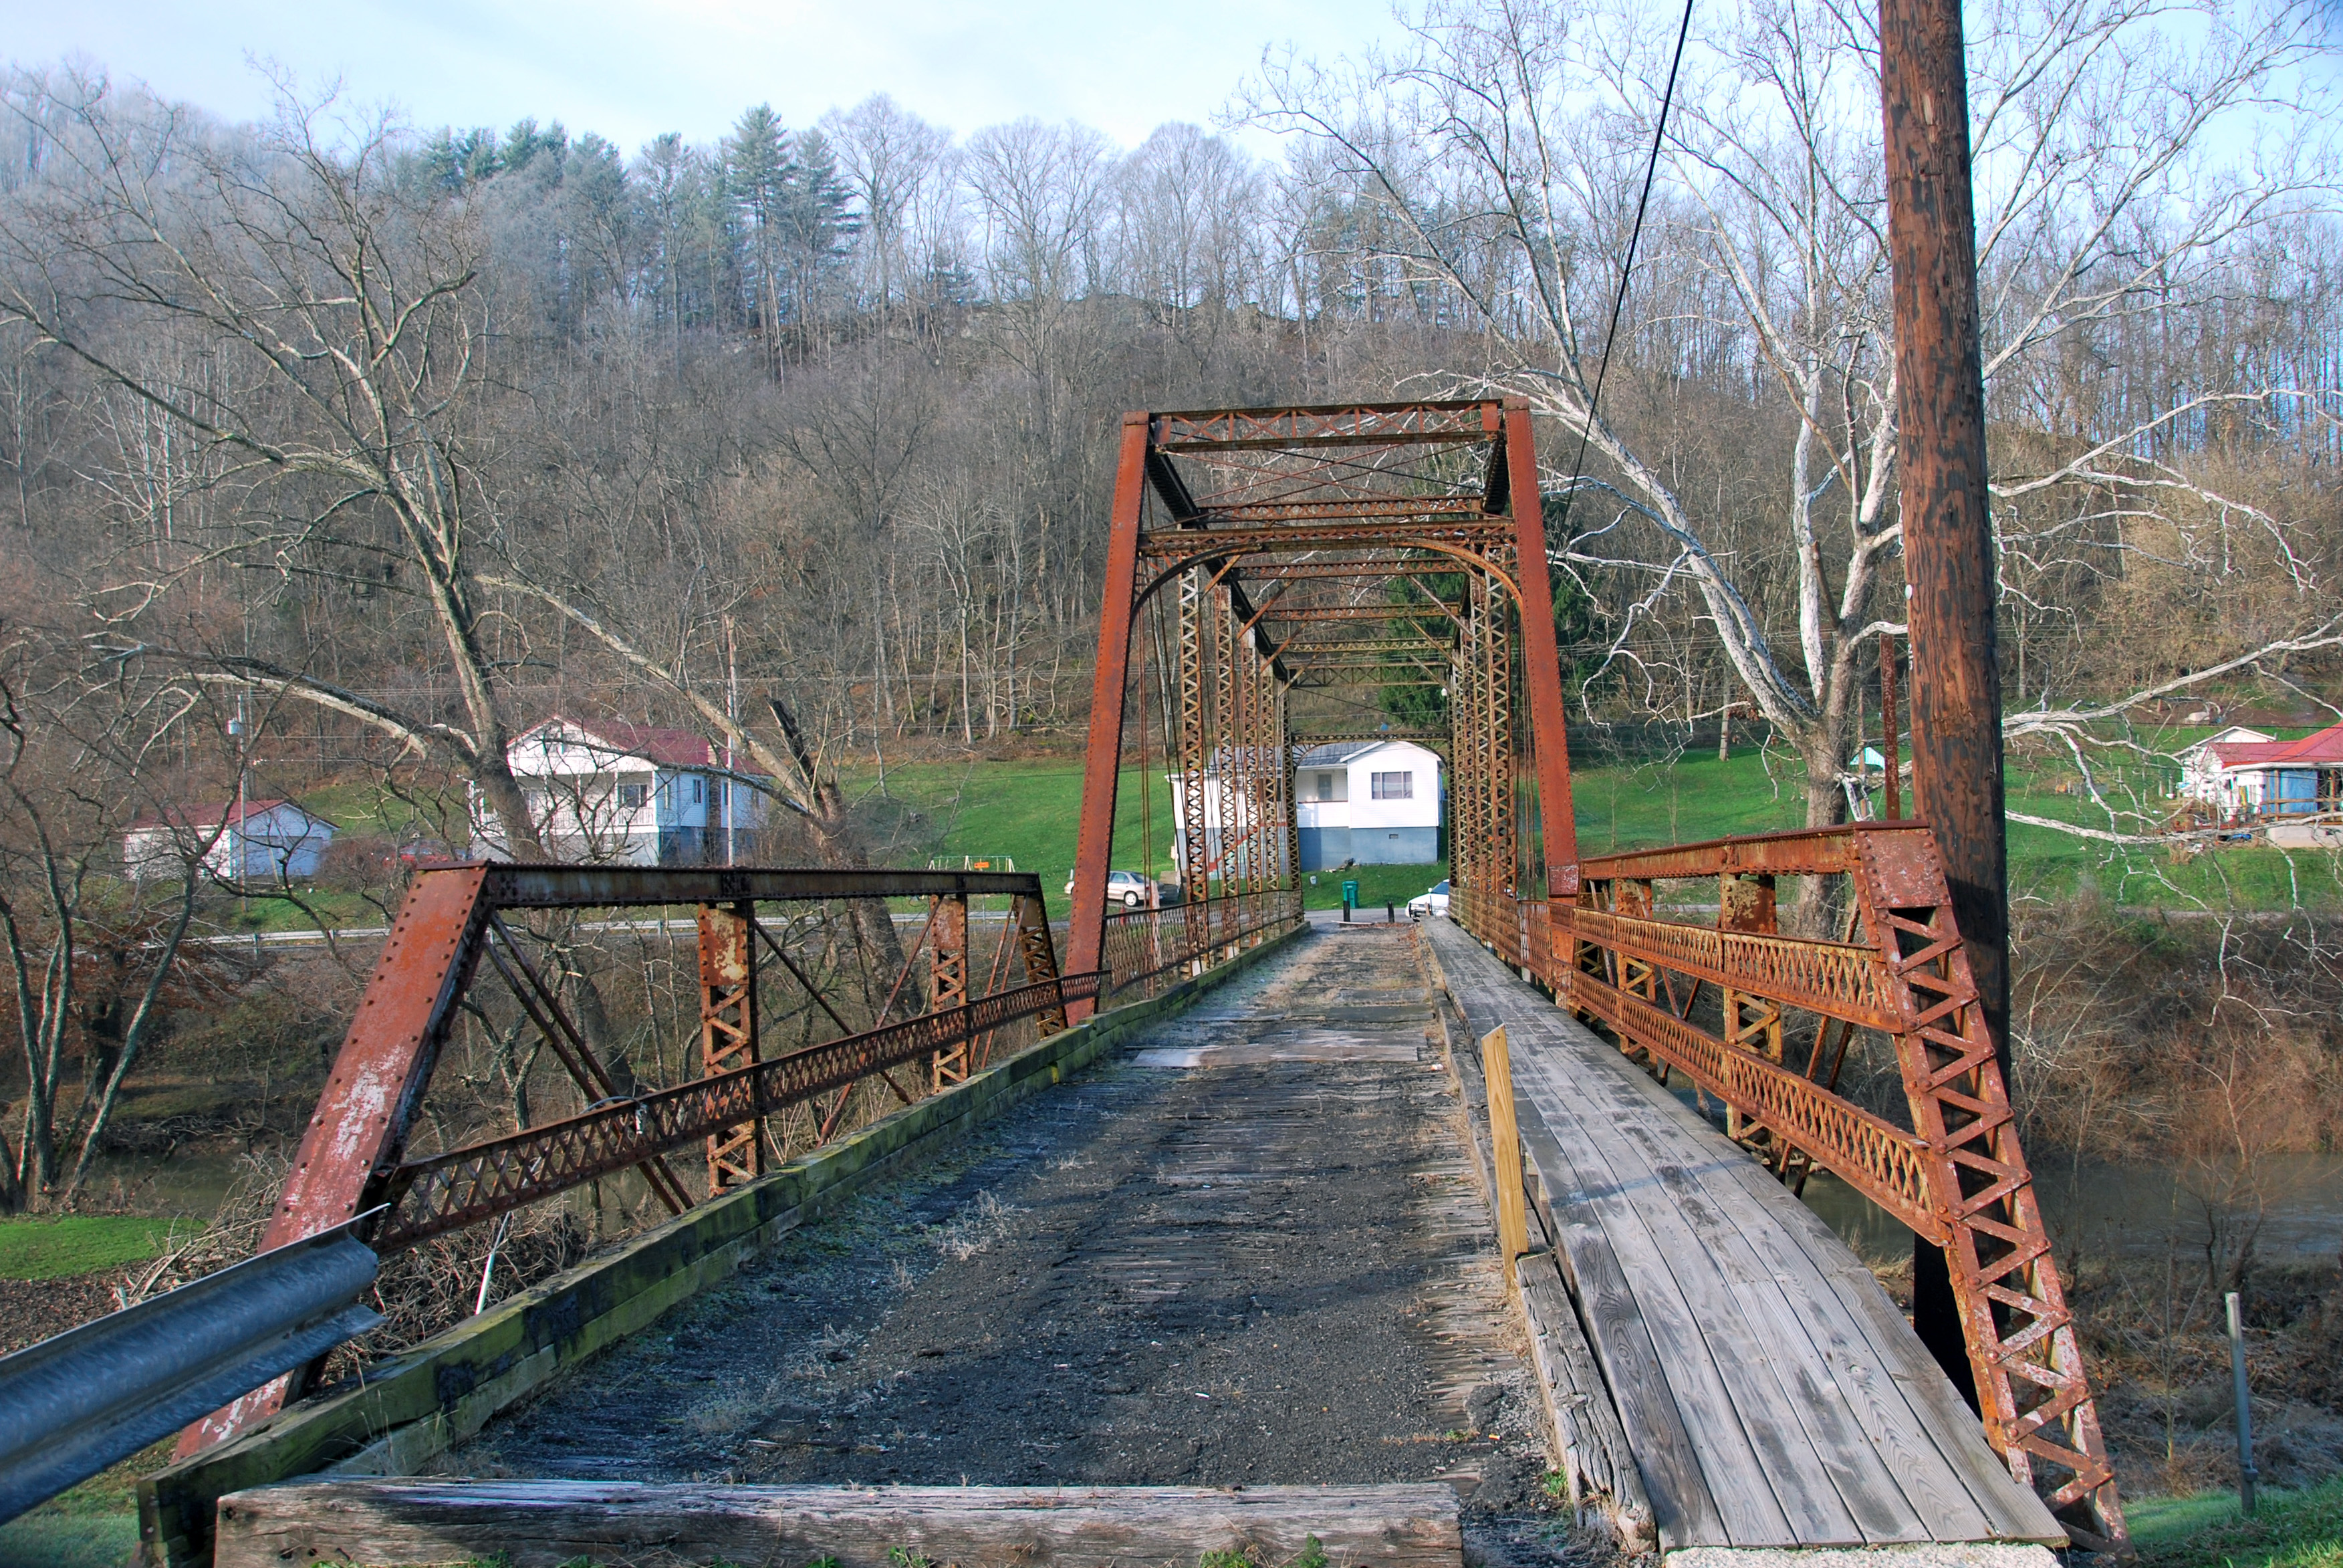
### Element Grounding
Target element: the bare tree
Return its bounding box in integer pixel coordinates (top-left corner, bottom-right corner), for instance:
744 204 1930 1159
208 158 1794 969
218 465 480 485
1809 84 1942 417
0 618 214 1206
1244 0 2343 834
0 70 549 852
822 96 956 315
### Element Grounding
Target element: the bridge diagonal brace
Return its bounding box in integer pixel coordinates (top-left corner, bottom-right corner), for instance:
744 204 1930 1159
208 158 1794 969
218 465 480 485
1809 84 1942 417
480 916 692 1216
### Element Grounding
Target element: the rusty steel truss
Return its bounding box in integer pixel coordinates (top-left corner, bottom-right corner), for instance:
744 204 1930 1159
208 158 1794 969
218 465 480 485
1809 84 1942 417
184 864 1092 1456
1066 402 2122 1550
1068 400 1580 1011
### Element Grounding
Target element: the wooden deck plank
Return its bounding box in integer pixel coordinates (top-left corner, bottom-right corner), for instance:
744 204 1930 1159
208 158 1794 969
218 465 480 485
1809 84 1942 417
1511 1098 1727 1547
1700 1155 2060 1541
1556 1033 2045 1541
214 1480 1465 1568
1745 1178 2065 1541
1592 1103 1949 1543
1511 1045 1855 1547
1443 1002 1793 1544
1420 922 2064 1551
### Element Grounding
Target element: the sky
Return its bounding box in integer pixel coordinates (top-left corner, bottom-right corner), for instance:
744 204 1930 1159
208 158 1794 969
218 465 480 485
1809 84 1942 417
4 0 1414 154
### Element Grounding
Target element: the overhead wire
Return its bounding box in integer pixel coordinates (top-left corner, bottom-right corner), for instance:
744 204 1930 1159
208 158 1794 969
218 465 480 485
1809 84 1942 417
1555 0 1699 531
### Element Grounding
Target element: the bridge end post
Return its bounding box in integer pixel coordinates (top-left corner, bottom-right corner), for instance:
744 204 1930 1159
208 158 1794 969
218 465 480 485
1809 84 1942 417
1066 412 1152 1021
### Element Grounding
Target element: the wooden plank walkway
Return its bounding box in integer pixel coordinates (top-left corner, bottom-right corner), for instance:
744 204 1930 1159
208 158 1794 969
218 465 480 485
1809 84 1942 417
1423 920 2062 1553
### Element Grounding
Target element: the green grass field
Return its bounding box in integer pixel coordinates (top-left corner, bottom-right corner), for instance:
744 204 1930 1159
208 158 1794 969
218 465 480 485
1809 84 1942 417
2128 1477 2343 1567
201 722 2335 936
838 735 2341 918
0 1214 190 1281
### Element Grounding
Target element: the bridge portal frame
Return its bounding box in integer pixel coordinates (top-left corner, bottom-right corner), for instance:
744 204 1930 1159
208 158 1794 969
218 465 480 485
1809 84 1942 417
1066 399 1580 1008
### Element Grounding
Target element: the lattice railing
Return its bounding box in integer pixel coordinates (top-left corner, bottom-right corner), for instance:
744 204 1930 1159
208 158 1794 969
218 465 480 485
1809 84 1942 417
1100 889 1304 1002
1571 908 1904 1031
378 971 1104 1251
1568 966 1937 1235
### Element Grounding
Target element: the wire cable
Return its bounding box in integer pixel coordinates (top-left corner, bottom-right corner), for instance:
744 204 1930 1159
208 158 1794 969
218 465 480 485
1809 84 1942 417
1556 0 1698 527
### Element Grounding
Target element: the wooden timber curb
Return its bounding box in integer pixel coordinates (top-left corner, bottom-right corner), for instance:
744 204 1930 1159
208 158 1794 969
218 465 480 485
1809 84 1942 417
211 1479 1465 1568
1419 925 1656 1552
138 921 1306 1568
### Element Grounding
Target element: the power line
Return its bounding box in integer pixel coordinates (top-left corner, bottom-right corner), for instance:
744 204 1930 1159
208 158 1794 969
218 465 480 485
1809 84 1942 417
1556 0 1699 527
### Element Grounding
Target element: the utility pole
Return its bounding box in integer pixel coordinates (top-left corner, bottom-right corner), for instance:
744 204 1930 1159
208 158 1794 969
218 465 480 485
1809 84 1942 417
229 691 250 916
1881 0 2006 1407
725 614 740 866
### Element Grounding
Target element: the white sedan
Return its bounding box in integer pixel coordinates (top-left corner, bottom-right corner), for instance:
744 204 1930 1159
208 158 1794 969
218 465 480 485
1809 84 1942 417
1406 880 1451 919
1065 869 1171 908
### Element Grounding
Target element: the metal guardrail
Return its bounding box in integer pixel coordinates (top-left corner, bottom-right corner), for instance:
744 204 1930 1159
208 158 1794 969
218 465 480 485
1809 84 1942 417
0 1215 382 1525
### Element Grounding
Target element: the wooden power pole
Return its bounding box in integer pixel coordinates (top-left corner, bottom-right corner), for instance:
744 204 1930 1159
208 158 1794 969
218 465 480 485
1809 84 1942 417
1880 0 2007 1407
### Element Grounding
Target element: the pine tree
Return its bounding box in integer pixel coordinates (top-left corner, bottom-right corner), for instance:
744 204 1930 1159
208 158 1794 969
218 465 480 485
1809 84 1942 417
724 104 795 374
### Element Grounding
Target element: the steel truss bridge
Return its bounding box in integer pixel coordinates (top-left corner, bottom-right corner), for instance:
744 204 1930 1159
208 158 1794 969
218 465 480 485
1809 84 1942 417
1061 401 2124 1553
21 398 2122 1560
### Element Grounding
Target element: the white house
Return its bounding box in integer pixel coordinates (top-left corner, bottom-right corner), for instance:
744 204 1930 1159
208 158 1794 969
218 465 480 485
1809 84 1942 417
123 799 336 882
1294 739 1444 870
475 717 768 865
2181 723 2343 821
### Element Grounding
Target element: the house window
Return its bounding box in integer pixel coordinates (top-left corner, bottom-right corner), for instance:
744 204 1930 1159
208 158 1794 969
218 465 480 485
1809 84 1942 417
618 782 647 809
1371 771 1413 800
1316 773 1336 801
691 776 705 804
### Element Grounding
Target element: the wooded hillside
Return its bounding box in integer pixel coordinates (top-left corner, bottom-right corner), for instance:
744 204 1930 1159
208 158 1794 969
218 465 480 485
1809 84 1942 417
0 0 2336 1201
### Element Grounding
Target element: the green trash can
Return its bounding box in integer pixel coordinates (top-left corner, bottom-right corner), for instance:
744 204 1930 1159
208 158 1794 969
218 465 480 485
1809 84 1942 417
1341 879 1360 921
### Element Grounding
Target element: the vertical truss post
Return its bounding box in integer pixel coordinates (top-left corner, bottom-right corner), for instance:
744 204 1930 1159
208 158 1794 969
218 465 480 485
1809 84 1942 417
1484 555 1517 900
1213 581 1241 930
1066 413 1151 1022
178 866 496 1456
1277 680 1299 896
1246 631 1272 905
1503 398 1582 903
929 892 970 1087
1177 565 1213 956
699 900 761 1195
1451 594 1481 910
1226 607 1249 905
1717 870 1783 1141
1013 892 1069 1034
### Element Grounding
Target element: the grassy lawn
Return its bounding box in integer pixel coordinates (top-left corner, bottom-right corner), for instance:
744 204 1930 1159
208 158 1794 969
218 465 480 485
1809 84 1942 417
0 1214 191 1281
846 761 1451 913
209 725 2332 937
1574 739 2343 908
0 1437 172 1568
2129 1477 2343 1567
846 735 2338 918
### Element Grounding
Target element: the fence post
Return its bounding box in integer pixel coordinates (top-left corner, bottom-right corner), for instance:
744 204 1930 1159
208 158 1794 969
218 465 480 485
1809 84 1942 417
1481 1025 1529 1286
2228 1291 2257 1516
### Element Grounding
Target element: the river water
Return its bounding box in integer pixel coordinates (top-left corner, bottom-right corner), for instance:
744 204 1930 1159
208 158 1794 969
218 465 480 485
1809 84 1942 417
1800 1151 2343 1271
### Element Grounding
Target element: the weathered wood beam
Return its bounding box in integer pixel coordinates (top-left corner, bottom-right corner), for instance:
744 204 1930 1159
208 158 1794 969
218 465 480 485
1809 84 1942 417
213 1480 1466 1568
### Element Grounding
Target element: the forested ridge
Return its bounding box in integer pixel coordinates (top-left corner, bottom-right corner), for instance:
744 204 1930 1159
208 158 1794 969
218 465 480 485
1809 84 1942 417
2 0 2336 830
0 0 2336 1193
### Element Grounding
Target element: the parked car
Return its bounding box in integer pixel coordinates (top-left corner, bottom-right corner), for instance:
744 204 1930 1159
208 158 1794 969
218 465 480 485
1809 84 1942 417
1406 879 1451 919
1065 868 1177 908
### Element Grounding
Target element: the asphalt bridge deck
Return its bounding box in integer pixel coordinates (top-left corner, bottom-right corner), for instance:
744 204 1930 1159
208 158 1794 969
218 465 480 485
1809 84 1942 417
1422 919 2062 1553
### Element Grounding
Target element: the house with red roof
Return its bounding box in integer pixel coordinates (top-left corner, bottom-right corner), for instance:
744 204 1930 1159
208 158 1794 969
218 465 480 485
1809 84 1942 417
122 799 337 881
475 716 768 865
2180 721 2343 821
